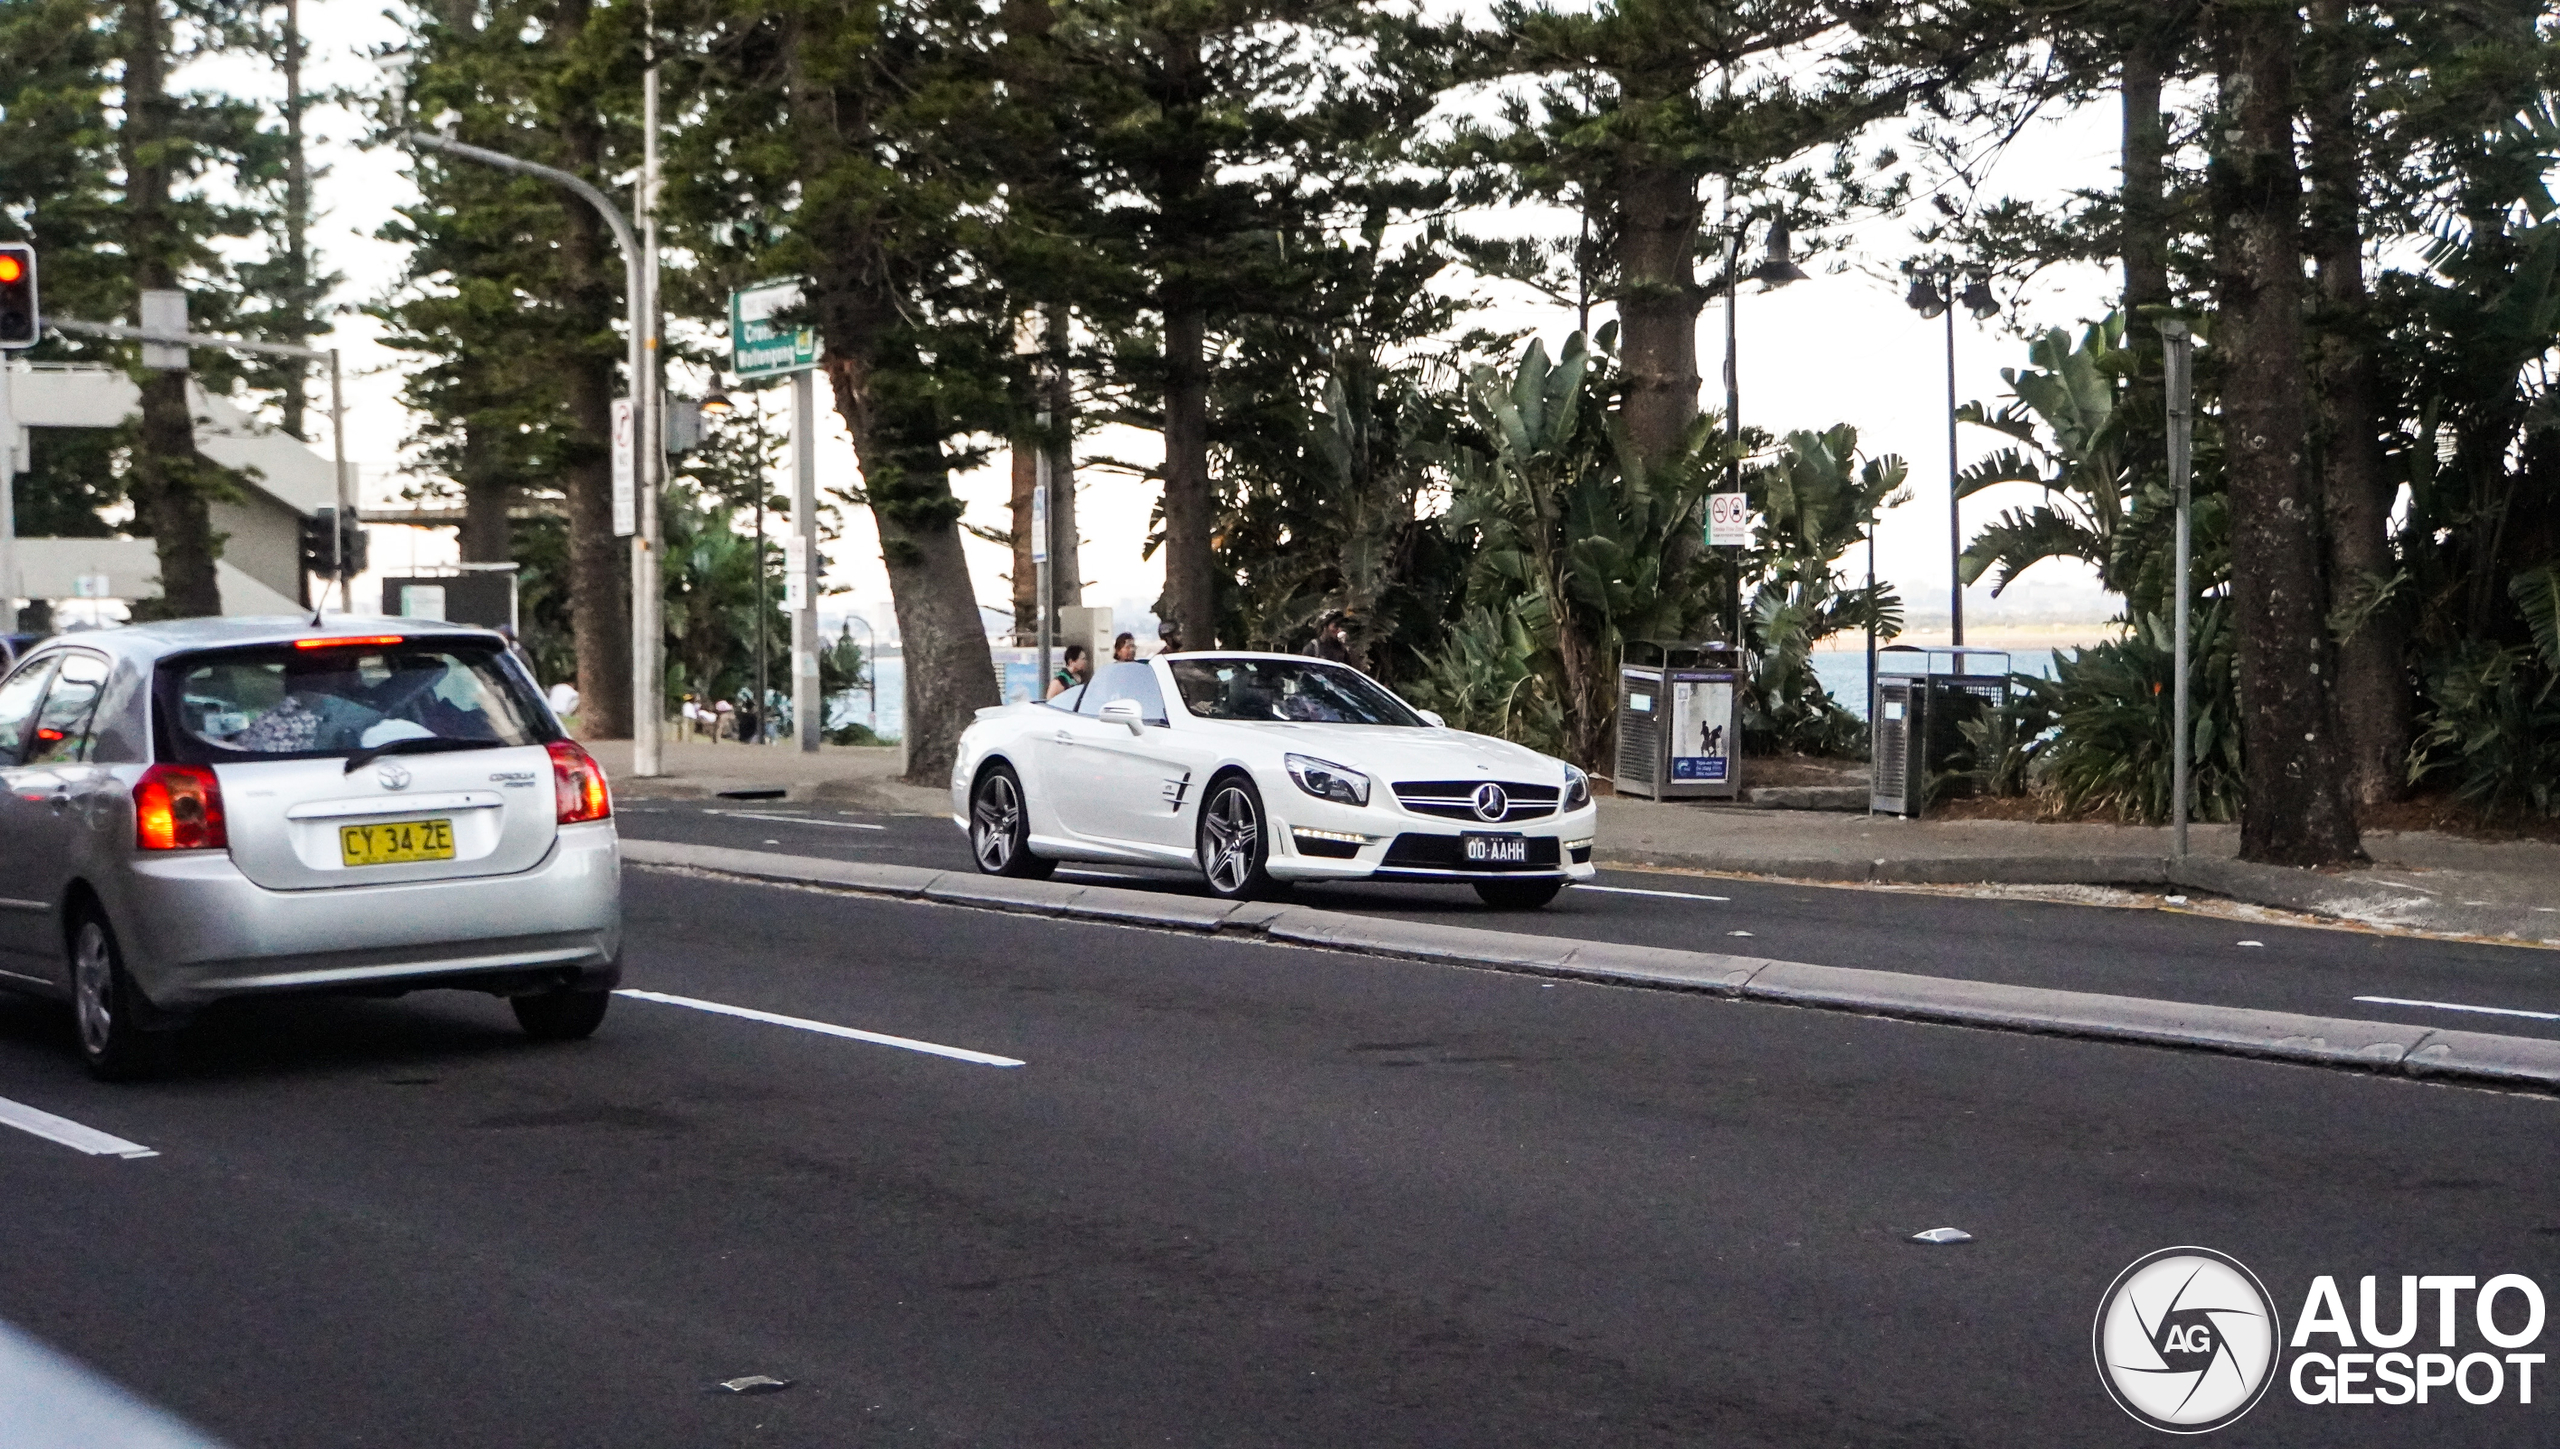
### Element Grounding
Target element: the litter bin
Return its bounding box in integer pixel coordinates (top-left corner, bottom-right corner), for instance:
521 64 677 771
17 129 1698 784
1870 646 2010 816
1614 641 1745 800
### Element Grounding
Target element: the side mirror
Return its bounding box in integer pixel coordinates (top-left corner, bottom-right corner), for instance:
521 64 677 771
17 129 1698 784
1419 709 1446 728
1098 698 1145 734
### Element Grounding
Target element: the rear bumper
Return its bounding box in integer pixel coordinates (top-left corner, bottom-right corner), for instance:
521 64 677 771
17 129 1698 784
106 822 623 1011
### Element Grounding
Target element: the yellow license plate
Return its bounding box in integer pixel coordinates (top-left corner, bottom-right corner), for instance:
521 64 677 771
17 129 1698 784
339 819 455 867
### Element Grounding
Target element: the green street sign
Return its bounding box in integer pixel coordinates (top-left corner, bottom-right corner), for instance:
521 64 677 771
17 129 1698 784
731 278 818 378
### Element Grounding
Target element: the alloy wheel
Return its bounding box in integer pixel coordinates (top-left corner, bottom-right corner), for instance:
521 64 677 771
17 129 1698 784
1201 786 1260 894
973 773 1022 872
73 922 114 1056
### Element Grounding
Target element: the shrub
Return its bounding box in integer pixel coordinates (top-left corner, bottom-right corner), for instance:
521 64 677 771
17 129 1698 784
2038 607 2243 824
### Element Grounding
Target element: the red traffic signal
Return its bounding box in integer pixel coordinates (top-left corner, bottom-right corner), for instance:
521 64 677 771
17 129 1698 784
0 243 34 348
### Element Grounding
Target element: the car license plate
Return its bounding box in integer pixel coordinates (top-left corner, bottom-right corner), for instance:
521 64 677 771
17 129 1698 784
340 819 455 867
1462 833 1529 865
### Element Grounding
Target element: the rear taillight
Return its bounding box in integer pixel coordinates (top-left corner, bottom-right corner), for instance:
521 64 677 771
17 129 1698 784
135 764 227 851
548 739 611 824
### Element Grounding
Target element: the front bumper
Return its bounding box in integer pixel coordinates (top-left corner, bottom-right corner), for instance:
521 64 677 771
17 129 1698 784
1264 796 1598 884
105 821 623 1011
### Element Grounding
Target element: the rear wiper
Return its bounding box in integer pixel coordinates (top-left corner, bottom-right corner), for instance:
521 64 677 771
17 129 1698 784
343 736 503 774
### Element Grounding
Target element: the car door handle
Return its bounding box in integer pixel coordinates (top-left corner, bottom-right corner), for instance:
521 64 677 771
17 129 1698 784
1053 730 1074 745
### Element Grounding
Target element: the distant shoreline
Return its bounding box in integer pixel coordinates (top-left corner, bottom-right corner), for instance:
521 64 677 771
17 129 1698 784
1816 623 2126 652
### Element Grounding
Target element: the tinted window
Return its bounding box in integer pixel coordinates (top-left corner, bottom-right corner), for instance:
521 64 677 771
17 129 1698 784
156 639 554 765
28 653 109 764
1168 658 1423 726
1079 662 1167 724
0 656 55 766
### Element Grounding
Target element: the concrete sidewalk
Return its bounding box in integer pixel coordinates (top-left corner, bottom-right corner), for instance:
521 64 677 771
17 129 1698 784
585 739 2559 946
1602 797 2560 946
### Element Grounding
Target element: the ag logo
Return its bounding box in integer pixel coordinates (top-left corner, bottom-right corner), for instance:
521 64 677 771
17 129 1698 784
2095 1247 2281 1433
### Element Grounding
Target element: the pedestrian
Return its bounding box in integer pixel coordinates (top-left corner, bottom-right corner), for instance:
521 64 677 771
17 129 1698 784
736 697 762 744
1311 612 1351 664
1047 643 1090 700
1112 632 1138 663
1157 618 1185 654
715 698 736 742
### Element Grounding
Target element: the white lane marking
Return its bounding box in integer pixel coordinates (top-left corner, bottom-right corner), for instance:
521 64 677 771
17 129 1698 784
2354 995 2560 1022
706 810 887 831
1576 883 1732 903
614 990 1025 1067
0 1096 157 1158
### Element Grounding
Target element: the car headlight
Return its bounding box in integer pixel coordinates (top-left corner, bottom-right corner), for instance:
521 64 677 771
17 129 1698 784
1286 754 1370 807
1563 764 1591 811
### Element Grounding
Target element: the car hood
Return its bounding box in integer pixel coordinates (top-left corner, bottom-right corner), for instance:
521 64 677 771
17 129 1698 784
1215 721 1567 785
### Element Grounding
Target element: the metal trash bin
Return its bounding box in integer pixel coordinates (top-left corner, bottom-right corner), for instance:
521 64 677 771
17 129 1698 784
1614 641 1745 800
1870 646 2010 816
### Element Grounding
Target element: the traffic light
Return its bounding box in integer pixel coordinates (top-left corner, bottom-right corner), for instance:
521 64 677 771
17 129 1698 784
0 244 35 348
299 508 369 579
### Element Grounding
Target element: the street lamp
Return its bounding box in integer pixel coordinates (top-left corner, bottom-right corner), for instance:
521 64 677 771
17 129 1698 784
1904 261 1999 646
1721 215 1809 644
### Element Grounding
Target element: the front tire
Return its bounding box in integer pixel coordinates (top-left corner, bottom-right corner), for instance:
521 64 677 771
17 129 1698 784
70 910 172 1080
513 986 612 1040
970 763 1056 879
1197 776 1278 901
1473 878 1563 910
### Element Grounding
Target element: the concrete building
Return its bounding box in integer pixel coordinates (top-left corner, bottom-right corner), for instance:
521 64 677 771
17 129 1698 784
2 362 344 621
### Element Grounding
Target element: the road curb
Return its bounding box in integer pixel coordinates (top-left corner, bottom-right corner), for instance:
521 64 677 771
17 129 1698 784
619 839 2556 1093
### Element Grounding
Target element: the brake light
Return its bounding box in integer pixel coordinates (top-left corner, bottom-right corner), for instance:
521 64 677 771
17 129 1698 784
135 764 227 851
295 635 409 650
547 739 611 823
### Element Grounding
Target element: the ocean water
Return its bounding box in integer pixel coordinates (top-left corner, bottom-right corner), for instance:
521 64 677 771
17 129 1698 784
1811 648 2059 724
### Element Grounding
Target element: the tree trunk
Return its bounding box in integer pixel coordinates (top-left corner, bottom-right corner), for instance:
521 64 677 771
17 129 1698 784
1045 308 1081 619
825 350 998 786
1159 302 1215 647
554 0 631 736
1614 162 1705 474
2304 0 2407 809
119 0 221 618
457 423 514 564
2120 39 2170 319
280 0 311 441
2211 0 2361 866
1008 430 1037 644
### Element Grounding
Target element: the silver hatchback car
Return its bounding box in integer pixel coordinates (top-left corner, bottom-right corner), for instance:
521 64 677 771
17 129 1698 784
0 618 622 1077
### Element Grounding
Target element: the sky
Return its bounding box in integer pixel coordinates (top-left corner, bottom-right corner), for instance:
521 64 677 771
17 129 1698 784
178 2 2129 651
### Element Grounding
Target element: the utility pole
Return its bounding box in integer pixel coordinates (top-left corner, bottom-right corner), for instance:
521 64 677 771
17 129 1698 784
402 129 656 771
791 368 819 751
635 24 665 774
2164 318 2195 859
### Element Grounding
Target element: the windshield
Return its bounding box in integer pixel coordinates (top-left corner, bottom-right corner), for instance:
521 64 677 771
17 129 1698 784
154 639 554 766
1168 658 1423 727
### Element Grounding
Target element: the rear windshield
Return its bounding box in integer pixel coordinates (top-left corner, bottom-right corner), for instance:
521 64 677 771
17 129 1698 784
154 639 555 765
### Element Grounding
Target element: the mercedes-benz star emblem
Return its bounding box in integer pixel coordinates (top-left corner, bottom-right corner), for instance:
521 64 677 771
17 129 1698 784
1471 783 1508 822
376 761 413 791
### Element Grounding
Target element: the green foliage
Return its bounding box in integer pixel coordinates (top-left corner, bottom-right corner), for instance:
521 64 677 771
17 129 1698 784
1412 330 1728 768
659 482 786 714
1956 314 2225 623
1951 677 2059 801
1738 424 1906 754
2407 642 2560 820
2037 607 2244 825
1405 604 1566 758
509 514 580 688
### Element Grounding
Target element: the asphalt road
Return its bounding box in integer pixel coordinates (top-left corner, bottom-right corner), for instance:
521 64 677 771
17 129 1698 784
620 801 2560 1040
3 867 2557 1446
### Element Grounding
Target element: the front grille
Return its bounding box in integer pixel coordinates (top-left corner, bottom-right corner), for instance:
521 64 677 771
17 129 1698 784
1379 833 1561 873
1392 780 1561 824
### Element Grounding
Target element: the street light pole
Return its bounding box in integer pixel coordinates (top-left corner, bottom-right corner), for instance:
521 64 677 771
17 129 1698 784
402 129 657 771
2164 318 2195 859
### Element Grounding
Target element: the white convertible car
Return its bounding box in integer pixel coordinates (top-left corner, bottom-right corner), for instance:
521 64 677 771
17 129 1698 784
949 653 1597 907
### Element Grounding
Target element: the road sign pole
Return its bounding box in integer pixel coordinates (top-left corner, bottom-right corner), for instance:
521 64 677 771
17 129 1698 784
2164 319 2194 860
1034 426 1052 688
792 367 820 752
